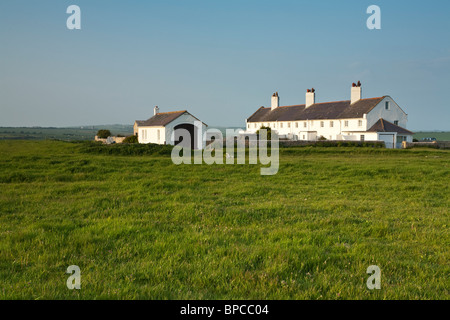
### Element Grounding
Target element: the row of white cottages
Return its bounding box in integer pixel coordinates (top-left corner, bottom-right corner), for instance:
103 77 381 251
134 83 414 149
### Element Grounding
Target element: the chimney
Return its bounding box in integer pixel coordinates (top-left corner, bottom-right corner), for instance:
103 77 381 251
271 92 279 111
154 106 160 116
305 88 315 108
351 81 362 104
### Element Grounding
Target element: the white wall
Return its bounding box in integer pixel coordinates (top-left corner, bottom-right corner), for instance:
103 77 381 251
366 96 408 129
246 118 369 141
138 126 165 144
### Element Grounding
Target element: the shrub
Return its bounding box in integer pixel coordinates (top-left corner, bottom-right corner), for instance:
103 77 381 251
79 141 173 156
123 135 138 144
318 135 327 141
256 126 272 140
97 130 111 139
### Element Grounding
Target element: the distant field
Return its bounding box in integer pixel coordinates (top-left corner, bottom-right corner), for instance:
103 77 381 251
0 126 244 141
0 141 448 299
413 132 450 141
0 125 133 141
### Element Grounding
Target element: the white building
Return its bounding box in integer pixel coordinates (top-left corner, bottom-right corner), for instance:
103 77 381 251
134 107 207 149
245 83 414 148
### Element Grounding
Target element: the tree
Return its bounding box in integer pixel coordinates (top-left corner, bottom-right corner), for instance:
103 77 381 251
97 130 111 139
256 126 272 140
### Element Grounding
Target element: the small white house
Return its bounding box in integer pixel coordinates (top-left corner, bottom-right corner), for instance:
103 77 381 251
245 83 414 148
134 107 207 149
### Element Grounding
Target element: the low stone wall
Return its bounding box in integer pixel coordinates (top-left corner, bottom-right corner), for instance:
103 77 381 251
279 140 385 148
95 136 127 144
216 138 386 148
436 141 450 149
402 141 437 149
402 141 450 149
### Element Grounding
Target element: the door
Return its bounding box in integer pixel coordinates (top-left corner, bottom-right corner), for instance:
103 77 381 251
378 134 395 149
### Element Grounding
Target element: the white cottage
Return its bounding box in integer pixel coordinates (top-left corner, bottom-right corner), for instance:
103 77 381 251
245 83 414 148
134 107 207 149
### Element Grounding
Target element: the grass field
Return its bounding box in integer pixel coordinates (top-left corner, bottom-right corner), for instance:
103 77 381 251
0 141 448 300
413 132 450 141
0 125 134 141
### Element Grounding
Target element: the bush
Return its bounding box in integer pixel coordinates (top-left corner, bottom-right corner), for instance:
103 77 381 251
123 135 139 144
318 135 327 141
97 130 111 139
79 141 173 156
256 126 272 140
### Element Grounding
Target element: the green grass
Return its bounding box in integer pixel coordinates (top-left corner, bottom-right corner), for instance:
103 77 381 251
0 141 448 300
414 131 450 141
0 125 133 141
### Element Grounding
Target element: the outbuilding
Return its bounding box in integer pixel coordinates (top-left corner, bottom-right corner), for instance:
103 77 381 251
134 107 207 149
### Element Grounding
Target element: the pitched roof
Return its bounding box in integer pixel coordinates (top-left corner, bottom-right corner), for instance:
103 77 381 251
136 110 188 127
247 97 385 122
367 118 414 135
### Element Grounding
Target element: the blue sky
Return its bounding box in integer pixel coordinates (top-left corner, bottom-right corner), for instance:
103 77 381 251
1 0 449 130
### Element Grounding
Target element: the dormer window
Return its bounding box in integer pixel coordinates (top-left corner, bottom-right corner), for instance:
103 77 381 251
394 120 399 125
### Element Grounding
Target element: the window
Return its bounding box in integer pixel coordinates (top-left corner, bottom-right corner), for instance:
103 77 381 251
385 101 390 110
330 121 334 128
320 121 324 128
344 121 349 127
358 120 363 127
288 123 291 128
295 122 298 128
303 122 307 128
141 129 148 140
394 120 399 125
280 123 283 128
360 135 365 141
247 124 250 129
303 135 306 140
157 129 160 141
254 124 257 128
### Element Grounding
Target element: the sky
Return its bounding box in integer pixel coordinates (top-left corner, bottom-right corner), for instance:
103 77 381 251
0 0 449 130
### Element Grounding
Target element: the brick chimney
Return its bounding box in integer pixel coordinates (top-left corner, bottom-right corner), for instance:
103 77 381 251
351 81 362 104
305 88 315 108
154 106 160 116
271 92 279 111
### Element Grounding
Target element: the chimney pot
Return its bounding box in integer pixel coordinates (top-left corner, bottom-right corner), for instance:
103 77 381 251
305 88 315 108
351 82 362 104
271 92 279 111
